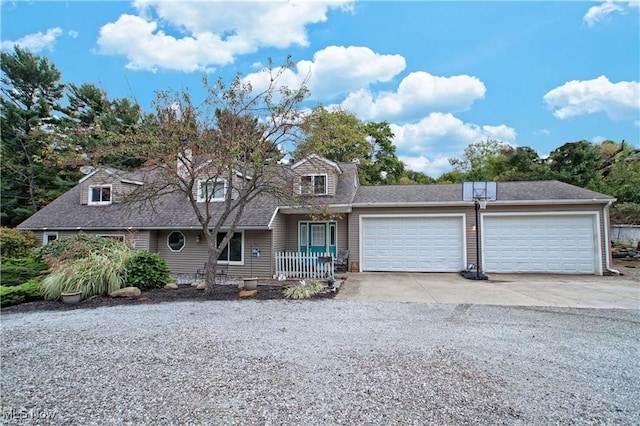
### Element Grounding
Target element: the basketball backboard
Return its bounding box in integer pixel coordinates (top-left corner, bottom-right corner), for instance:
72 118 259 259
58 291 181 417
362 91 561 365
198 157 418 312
462 181 497 201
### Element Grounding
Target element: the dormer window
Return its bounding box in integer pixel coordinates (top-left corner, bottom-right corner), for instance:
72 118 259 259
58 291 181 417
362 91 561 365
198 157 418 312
301 174 327 195
89 185 112 205
197 179 226 202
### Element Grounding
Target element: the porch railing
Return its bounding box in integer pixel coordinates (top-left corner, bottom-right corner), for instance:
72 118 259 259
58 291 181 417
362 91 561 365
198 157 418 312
274 251 334 279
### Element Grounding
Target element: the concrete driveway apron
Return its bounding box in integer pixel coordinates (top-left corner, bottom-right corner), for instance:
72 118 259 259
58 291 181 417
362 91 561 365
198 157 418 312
336 272 640 309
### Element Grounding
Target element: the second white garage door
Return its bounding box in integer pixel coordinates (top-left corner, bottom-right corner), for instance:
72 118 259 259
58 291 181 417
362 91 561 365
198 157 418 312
360 215 465 272
482 214 599 274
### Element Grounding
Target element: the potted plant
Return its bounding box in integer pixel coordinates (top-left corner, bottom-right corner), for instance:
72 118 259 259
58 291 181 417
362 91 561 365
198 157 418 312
242 277 258 290
60 290 82 304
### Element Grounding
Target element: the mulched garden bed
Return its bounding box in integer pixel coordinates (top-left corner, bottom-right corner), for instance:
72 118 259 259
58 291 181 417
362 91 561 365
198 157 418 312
1 280 338 315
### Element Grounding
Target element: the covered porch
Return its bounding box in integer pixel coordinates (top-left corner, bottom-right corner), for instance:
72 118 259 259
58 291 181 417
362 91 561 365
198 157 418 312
273 211 350 279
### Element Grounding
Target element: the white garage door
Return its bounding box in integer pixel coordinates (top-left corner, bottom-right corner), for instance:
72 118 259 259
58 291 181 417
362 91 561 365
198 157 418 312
361 216 464 272
483 214 599 274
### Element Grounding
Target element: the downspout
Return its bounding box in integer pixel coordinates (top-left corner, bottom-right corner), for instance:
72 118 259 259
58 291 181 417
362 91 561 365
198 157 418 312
603 200 620 275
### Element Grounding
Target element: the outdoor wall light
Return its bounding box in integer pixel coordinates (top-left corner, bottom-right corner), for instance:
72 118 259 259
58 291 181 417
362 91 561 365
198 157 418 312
195 234 201 243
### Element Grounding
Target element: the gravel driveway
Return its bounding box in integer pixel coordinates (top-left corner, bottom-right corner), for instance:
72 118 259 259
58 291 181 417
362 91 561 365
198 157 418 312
1 301 639 425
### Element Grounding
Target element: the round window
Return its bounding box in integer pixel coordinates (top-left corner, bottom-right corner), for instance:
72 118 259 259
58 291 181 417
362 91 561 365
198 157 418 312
167 231 185 252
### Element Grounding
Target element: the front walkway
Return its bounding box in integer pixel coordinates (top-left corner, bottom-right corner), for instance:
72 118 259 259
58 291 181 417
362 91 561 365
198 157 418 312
336 272 640 309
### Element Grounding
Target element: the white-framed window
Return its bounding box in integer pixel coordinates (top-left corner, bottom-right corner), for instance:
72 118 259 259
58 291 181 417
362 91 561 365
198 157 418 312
43 232 58 245
88 184 112 205
197 179 227 202
96 234 125 242
167 231 186 252
216 231 243 264
300 174 327 195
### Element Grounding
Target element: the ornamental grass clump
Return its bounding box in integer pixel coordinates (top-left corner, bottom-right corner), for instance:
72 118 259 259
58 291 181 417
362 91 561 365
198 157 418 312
41 246 133 301
282 279 325 299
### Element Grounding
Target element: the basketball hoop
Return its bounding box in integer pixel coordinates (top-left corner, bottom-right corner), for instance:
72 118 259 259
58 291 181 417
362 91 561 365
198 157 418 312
462 182 496 281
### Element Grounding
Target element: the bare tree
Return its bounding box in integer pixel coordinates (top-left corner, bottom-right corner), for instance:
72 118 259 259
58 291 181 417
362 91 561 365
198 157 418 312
113 58 310 294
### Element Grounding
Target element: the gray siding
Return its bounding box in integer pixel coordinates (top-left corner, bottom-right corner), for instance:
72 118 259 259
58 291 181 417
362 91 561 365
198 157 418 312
148 230 159 252
129 231 150 250
292 159 338 196
338 216 349 252
156 229 274 277
271 212 287 253
79 170 137 205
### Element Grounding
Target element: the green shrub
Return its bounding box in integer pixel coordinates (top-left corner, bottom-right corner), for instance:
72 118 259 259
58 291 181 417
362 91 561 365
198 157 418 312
0 279 43 307
41 247 133 301
39 233 130 269
124 251 171 291
283 279 325 299
0 227 37 259
0 256 48 287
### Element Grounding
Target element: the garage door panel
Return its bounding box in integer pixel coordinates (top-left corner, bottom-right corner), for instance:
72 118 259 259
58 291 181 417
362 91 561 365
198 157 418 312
483 215 597 274
361 216 463 272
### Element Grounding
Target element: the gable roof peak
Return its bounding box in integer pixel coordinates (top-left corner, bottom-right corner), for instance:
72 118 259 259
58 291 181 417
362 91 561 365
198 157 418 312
78 167 144 186
291 154 342 174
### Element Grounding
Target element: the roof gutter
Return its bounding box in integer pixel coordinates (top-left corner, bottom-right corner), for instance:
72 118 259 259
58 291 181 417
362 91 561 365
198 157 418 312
278 204 353 214
603 199 620 275
267 207 279 230
351 199 614 208
28 225 272 231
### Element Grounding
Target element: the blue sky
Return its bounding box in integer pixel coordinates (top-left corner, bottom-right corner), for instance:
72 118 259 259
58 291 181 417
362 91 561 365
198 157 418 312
2 0 638 177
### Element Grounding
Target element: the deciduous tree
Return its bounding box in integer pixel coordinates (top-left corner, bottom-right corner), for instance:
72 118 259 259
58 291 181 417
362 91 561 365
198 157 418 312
102 58 309 294
294 106 405 185
360 121 405 185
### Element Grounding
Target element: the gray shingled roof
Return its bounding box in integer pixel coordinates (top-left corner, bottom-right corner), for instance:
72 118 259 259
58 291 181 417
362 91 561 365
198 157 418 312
17 183 279 230
18 163 614 231
18 162 359 231
305 162 359 205
352 180 614 205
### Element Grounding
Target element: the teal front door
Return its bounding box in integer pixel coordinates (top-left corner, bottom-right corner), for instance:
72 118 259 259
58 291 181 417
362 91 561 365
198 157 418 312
299 222 336 256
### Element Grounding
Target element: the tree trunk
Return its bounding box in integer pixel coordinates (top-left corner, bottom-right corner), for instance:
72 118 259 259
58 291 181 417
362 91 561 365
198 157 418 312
204 241 219 296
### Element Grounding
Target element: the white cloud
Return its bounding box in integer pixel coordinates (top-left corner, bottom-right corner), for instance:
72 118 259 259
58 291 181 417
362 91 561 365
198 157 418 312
242 45 406 100
390 112 516 177
543 75 640 120
583 1 639 27
297 46 406 99
97 0 353 73
400 155 451 178
592 136 607 144
98 14 236 72
1 27 63 52
340 71 486 121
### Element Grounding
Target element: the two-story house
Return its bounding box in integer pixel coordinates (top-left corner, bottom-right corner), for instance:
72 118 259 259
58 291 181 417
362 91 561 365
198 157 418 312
18 154 617 277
